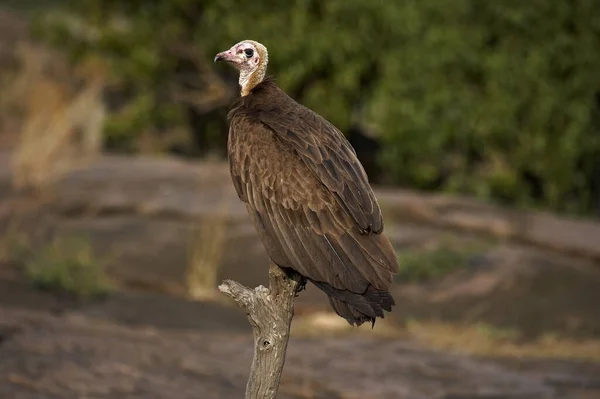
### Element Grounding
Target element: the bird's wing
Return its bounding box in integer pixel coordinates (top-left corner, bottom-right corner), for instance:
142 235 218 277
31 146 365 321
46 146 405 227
228 117 398 296
255 104 384 234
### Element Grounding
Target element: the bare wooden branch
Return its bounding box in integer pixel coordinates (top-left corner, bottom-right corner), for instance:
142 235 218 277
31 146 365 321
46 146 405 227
218 263 302 399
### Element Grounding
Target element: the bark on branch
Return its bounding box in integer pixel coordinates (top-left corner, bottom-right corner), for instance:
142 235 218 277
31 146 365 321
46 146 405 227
218 263 302 399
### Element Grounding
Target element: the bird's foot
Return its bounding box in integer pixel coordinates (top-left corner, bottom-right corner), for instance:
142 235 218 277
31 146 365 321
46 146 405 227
294 278 308 297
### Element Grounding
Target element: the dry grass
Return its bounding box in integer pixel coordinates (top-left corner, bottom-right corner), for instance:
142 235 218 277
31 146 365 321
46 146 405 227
0 43 107 283
186 197 232 301
0 214 29 264
279 375 346 399
405 320 600 362
291 310 402 339
9 43 106 191
292 310 600 362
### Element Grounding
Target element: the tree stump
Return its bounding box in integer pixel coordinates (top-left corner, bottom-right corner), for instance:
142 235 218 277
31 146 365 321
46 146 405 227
218 262 302 399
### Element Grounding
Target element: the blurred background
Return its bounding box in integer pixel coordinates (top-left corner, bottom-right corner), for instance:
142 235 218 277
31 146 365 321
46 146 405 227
0 1 599 398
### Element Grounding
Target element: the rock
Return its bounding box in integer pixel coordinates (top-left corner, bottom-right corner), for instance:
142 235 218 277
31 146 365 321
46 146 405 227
393 245 600 338
1 306 599 399
376 189 600 260
1 151 600 336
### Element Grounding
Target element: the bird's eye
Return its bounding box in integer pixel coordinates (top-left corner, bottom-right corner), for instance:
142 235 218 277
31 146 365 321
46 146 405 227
244 48 254 58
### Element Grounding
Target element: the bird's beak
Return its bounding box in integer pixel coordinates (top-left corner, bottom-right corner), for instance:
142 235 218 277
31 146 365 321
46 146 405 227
214 52 225 63
214 50 233 63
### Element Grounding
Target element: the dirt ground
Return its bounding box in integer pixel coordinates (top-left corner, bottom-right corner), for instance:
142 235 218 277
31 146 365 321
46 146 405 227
1 296 600 399
1 152 600 398
1 247 600 399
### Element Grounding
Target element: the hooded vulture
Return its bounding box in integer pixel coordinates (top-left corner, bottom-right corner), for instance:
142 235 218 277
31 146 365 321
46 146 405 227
214 40 399 326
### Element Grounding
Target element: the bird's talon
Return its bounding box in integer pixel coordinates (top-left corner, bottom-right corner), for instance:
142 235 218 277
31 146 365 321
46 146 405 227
294 279 307 296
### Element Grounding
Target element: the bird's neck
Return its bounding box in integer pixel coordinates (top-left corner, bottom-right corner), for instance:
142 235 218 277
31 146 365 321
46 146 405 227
239 64 267 96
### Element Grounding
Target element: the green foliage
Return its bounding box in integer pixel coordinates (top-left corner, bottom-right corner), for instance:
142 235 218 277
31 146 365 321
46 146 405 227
23 235 110 299
474 322 521 341
372 0 600 215
396 241 486 283
35 0 600 214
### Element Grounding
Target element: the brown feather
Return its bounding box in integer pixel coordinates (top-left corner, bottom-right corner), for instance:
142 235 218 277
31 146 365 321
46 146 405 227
227 77 399 326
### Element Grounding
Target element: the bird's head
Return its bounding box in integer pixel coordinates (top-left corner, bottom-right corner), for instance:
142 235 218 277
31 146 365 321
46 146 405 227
214 40 269 96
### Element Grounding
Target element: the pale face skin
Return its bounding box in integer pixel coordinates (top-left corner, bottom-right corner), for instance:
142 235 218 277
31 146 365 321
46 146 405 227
214 41 261 71
214 40 268 96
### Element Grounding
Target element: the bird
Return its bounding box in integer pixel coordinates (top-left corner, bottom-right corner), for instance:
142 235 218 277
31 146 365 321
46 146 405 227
214 40 399 327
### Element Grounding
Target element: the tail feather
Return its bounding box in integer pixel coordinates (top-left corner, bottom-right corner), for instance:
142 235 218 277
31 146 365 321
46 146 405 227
311 280 395 326
327 296 375 327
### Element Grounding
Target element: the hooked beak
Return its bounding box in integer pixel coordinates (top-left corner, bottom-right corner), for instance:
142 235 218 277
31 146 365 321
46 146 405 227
214 52 225 63
214 50 234 63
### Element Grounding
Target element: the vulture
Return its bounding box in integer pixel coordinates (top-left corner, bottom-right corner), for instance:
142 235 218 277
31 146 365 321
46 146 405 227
214 40 399 327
